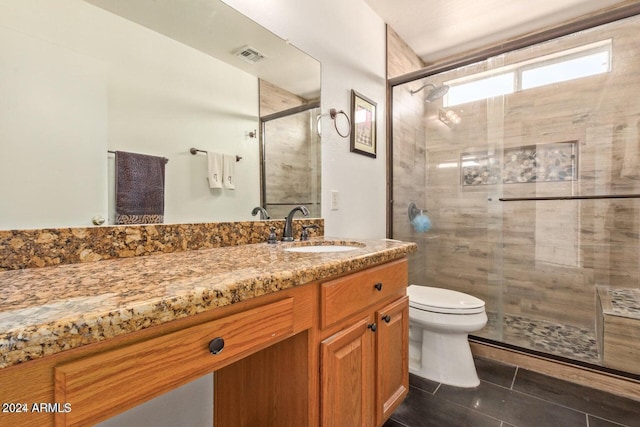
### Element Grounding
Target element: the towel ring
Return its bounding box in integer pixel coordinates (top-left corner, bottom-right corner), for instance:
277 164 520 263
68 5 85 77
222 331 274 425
329 108 351 138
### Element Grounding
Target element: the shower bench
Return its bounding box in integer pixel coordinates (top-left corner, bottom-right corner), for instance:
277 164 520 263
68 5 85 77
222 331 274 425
596 286 640 374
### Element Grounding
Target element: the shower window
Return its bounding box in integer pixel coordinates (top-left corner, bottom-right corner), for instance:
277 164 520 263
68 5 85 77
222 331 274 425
519 42 611 89
445 73 514 107
444 40 612 107
391 11 640 377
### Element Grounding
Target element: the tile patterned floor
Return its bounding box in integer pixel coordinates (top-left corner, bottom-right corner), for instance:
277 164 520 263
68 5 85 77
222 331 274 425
476 313 600 364
501 314 599 364
384 356 640 427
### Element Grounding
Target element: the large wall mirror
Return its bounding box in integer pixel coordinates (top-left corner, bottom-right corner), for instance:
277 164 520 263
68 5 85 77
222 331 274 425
0 0 321 230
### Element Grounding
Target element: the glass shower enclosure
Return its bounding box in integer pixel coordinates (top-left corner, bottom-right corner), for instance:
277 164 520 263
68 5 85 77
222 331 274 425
390 11 640 377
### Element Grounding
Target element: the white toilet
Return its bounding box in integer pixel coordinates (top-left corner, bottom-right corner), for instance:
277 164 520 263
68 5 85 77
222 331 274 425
407 285 487 388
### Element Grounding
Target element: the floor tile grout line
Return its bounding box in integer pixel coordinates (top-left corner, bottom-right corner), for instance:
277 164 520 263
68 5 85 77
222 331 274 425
434 379 589 426
587 414 631 427
507 380 631 425
479 378 517 392
432 383 441 394
410 382 511 425
431 390 508 426
404 364 637 427
402 380 632 427
388 416 411 427
499 366 639 425
495 383 590 420
410 370 635 427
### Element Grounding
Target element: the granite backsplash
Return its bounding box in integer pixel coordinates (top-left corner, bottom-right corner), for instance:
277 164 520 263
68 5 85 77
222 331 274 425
0 219 323 271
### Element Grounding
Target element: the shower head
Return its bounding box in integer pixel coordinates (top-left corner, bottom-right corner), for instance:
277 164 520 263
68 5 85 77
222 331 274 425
410 83 450 102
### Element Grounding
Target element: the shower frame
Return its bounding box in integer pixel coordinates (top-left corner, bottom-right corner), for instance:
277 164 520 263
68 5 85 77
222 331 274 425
387 2 640 380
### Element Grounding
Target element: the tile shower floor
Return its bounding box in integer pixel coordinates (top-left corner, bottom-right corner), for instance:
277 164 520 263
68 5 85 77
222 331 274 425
383 356 640 427
477 313 599 364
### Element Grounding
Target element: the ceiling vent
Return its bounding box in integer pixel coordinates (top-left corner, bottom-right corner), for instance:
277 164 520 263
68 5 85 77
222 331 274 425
235 46 266 64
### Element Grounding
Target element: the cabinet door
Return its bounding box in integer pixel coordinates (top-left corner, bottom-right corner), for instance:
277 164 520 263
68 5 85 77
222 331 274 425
320 317 375 427
376 296 409 425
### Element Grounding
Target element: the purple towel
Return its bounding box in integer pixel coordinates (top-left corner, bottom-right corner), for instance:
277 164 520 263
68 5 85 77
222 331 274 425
115 151 166 225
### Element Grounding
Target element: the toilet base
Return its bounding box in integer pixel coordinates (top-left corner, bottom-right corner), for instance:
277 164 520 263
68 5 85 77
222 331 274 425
409 327 480 388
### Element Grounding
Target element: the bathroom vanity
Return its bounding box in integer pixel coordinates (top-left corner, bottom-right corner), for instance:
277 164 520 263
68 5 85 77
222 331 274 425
0 238 416 427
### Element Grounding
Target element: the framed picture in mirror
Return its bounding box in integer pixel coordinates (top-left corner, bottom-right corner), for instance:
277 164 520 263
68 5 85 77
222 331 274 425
350 90 377 158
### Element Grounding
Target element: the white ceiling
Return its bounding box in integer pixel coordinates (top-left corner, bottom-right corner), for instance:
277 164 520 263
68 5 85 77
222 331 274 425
364 0 627 63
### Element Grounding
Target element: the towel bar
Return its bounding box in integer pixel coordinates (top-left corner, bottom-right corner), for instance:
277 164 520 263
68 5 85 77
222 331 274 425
190 147 242 162
108 150 168 164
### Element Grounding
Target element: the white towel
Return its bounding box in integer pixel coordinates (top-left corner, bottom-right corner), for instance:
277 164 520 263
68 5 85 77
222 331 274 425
223 154 236 190
207 152 223 189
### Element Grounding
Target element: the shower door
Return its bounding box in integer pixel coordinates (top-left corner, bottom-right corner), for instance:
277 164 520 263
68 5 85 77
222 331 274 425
390 60 506 345
390 12 640 375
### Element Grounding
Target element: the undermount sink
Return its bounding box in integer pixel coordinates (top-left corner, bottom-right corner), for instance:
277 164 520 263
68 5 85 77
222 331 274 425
283 241 364 253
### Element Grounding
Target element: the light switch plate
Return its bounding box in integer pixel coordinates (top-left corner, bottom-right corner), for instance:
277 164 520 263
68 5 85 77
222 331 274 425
331 190 339 210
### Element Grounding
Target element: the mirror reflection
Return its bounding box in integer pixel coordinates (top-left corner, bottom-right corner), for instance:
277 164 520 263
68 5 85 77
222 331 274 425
259 81 321 220
0 0 321 230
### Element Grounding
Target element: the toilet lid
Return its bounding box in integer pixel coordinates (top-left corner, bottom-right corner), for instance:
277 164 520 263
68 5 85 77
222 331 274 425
408 285 485 314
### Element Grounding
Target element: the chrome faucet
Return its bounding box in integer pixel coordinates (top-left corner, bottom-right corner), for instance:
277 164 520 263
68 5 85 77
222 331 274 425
282 205 309 241
251 206 270 220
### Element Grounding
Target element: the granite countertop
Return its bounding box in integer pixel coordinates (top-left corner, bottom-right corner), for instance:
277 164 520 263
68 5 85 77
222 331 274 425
0 238 416 368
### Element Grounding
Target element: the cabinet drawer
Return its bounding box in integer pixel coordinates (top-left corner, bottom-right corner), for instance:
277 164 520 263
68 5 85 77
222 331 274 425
321 259 407 329
54 297 295 427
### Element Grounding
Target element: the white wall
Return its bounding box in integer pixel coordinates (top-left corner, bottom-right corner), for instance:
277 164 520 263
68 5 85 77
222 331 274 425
224 0 388 239
97 374 213 427
1 1 387 425
0 0 261 229
98 1 386 424
0 19 108 229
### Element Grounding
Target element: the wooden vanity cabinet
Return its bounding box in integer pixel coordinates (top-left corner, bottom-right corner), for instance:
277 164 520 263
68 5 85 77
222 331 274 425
319 259 409 427
375 296 409 423
0 257 410 427
0 284 314 427
321 316 376 427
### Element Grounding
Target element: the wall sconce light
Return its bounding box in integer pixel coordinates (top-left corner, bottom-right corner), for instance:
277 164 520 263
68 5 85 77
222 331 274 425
438 109 461 128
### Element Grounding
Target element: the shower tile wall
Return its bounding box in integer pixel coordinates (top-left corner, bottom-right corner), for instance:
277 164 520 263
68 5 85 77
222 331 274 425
390 15 640 374
387 26 430 285
387 26 425 80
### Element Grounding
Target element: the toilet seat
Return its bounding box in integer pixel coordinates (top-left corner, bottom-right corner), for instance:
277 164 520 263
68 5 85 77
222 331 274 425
408 285 485 314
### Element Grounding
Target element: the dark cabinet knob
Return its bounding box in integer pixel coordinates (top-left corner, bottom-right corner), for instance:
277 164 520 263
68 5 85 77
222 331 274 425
208 337 225 355
374 282 383 291
382 315 391 323
368 323 377 332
